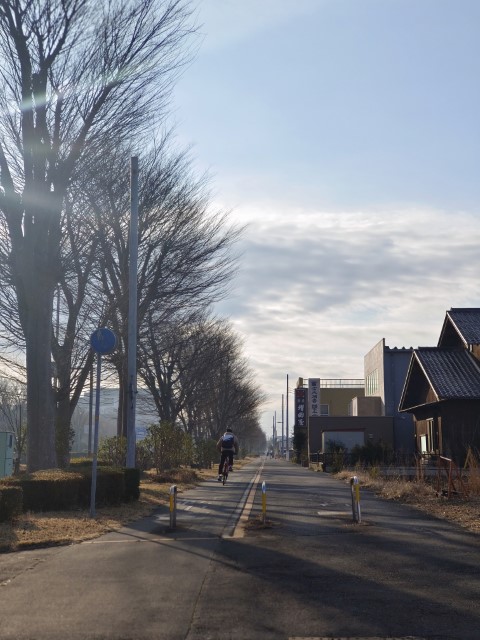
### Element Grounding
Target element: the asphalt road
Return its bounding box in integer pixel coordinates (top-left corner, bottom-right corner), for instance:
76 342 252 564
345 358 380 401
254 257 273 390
0 458 479 640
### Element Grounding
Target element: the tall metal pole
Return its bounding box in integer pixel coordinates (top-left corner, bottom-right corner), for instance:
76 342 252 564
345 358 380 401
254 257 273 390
88 365 93 456
90 353 102 518
281 393 284 456
286 374 289 460
272 414 275 455
274 410 277 456
126 156 139 468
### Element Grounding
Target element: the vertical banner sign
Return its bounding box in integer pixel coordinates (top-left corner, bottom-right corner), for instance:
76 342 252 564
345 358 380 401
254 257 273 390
295 388 306 428
309 378 321 418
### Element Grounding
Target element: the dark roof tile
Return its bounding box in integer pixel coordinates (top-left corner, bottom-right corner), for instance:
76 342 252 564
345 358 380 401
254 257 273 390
447 308 480 345
416 348 480 400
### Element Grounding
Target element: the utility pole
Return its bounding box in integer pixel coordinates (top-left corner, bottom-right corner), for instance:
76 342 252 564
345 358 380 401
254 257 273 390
286 374 289 460
272 414 276 456
274 408 284 457
126 156 139 468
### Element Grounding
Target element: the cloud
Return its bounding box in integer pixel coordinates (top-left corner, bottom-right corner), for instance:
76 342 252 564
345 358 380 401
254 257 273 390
214 204 480 432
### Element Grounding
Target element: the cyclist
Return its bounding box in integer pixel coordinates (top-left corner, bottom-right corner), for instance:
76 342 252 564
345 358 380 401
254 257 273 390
216 427 239 481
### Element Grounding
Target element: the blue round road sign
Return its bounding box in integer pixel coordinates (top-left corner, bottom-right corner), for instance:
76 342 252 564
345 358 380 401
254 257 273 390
90 328 117 354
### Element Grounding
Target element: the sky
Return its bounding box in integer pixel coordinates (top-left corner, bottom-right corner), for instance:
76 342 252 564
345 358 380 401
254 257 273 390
171 0 480 438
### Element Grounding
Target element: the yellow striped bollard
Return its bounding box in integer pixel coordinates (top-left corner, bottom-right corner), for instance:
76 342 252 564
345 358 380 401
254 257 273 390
262 481 267 524
169 485 177 529
350 476 361 523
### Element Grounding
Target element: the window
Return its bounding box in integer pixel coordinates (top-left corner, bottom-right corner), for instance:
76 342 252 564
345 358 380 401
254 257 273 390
427 418 438 453
420 434 428 454
320 404 329 416
420 419 438 455
365 369 378 396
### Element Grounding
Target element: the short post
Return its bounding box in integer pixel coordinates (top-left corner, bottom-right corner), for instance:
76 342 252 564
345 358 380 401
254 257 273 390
261 481 267 525
350 475 361 523
169 485 177 529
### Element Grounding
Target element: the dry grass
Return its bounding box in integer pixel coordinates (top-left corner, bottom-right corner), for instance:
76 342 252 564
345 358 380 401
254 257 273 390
7 457 478 553
0 465 220 553
335 468 480 534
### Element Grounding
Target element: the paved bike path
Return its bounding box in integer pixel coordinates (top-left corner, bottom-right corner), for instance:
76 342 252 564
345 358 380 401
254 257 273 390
187 457 480 640
0 461 260 640
1 458 479 640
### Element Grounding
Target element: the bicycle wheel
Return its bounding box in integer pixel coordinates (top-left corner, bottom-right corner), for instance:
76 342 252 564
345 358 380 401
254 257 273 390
222 460 229 485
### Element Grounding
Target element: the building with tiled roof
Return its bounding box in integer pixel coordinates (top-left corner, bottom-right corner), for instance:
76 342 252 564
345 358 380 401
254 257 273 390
399 309 480 465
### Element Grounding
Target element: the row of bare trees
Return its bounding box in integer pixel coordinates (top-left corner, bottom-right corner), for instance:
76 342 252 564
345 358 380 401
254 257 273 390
0 0 266 471
139 314 266 448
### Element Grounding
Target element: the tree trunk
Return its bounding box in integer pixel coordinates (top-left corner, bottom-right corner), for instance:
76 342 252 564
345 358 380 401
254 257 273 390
24 283 57 471
15 197 60 471
55 396 72 468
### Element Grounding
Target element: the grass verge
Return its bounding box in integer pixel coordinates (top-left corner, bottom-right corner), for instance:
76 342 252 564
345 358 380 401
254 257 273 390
334 468 480 534
0 466 220 553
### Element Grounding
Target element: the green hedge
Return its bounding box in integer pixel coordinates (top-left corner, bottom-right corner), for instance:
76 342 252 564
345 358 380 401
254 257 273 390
0 485 23 522
71 460 141 503
77 467 125 508
0 464 140 512
123 467 141 501
1 471 83 512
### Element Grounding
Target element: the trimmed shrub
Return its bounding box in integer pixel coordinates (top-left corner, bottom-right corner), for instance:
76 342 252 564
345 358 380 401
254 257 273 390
69 457 93 469
72 461 139 503
0 485 23 522
10 471 84 512
123 467 141 501
77 467 125 508
1 465 136 512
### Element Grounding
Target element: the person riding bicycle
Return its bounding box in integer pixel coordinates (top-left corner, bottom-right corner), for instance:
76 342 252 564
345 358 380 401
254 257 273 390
216 427 239 481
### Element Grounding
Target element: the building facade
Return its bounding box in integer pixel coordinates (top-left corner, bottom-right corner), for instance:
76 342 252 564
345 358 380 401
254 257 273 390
364 339 415 453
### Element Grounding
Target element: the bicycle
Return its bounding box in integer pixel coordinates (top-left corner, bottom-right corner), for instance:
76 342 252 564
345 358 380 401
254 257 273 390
221 456 229 485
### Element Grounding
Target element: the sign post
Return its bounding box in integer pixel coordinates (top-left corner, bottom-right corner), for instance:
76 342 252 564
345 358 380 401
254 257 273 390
294 386 306 463
90 328 117 518
308 378 320 466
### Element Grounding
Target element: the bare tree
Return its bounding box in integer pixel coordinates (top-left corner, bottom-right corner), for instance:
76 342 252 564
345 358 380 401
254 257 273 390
0 0 195 470
139 313 266 445
51 183 107 466
233 414 267 455
178 321 265 440
139 311 220 428
83 139 242 439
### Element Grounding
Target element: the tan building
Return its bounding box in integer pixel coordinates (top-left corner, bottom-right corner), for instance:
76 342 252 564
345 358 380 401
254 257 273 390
300 378 394 457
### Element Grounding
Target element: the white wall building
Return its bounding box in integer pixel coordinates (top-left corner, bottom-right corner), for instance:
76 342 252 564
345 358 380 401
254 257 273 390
72 388 158 455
